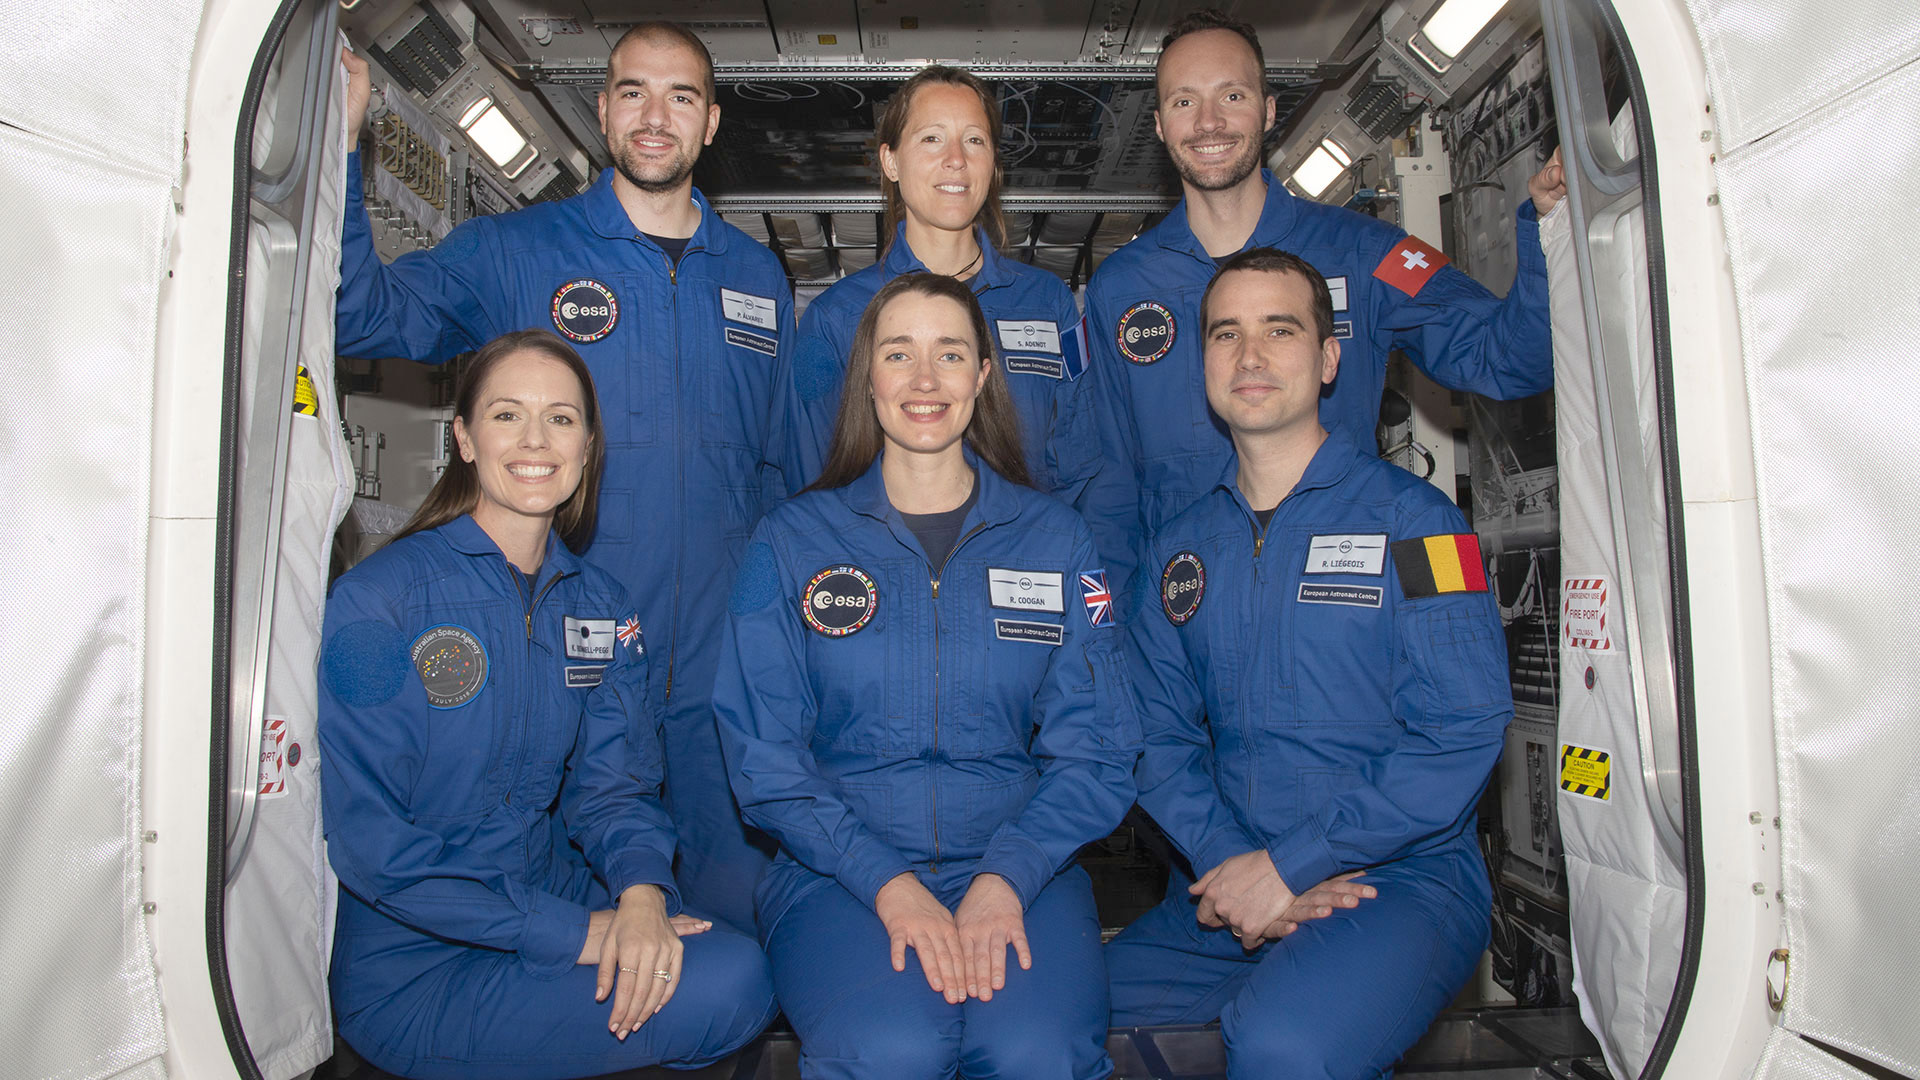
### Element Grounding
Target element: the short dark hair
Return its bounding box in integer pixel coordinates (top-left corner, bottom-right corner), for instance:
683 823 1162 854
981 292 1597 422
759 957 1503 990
807 274 1030 492
608 22 716 104
875 66 1009 253
1201 247 1336 343
394 330 607 553
1160 8 1267 94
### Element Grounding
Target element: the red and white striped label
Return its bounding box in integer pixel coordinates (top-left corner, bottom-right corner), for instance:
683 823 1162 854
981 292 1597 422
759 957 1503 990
1562 577 1612 651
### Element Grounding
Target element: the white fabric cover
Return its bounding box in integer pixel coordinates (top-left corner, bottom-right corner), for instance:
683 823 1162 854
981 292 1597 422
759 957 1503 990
1539 110 1684 1080
1754 1030 1880 1080
223 35 355 1080
1688 3 1920 1073
0 4 201 1077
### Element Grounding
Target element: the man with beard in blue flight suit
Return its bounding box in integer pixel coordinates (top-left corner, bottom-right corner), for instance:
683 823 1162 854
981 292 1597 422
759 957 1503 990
1106 249 1514 1079
1084 8 1565 578
335 24 793 933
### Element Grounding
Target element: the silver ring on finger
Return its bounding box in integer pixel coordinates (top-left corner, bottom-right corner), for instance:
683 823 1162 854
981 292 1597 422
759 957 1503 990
619 966 640 974
652 970 673 981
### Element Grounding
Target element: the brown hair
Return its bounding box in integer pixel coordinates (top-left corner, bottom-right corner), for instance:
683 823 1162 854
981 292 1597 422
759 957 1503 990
393 329 607 552
1201 247 1337 342
807 273 1029 492
607 21 716 103
875 65 1008 254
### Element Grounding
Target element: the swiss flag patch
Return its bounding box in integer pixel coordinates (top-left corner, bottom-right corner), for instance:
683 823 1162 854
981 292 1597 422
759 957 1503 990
1372 237 1449 297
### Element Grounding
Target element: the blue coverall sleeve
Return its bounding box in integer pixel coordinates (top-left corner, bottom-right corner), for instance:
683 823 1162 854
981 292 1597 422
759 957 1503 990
976 528 1143 908
317 575 588 978
1055 297 1142 596
713 530 918 911
1080 280 1151 601
1125 542 1266 877
335 147 505 364
787 299 855 490
762 289 807 499
1377 203 1553 402
1265 500 1515 893
558 590 682 914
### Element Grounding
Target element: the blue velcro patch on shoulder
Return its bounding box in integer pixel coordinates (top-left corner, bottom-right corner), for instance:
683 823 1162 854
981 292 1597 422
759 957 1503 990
730 542 782 615
794 335 845 403
322 619 413 708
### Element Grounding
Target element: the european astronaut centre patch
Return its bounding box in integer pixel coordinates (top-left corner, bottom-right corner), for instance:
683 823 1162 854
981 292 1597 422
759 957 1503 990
1161 552 1206 625
551 279 619 343
803 565 878 637
1117 301 1175 364
411 624 488 708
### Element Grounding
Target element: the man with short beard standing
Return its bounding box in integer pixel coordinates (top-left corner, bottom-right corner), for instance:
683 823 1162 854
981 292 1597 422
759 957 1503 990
1084 9 1565 587
334 23 792 935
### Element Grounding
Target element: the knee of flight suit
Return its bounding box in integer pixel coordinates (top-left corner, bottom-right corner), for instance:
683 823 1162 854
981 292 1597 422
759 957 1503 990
961 1005 1107 1080
1220 1006 1371 1080
663 930 779 1063
802 1017 961 1080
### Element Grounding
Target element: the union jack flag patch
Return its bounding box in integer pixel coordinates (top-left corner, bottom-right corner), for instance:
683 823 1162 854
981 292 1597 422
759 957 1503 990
615 616 644 655
1080 570 1114 628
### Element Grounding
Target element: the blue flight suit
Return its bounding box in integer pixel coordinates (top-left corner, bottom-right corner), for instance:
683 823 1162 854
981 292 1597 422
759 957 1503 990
335 151 796 931
713 456 1141 1079
1105 432 1513 1080
1084 171 1551 572
318 516 775 1080
791 225 1135 574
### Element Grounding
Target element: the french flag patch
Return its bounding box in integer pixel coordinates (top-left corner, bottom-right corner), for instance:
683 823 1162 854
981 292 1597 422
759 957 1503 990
1080 569 1114 628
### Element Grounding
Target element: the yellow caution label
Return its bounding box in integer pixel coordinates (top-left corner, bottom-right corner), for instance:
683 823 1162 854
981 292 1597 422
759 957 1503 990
292 364 318 416
1560 744 1611 801
817 33 837 44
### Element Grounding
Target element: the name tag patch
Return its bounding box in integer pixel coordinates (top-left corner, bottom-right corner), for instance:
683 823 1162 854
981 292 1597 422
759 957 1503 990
564 616 616 660
1304 534 1387 575
1332 321 1353 340
1297 583 1383 608
995 619 1063 646
1327 276 1349 312
1005 354 1065 379
725 326 778 356
988 568 1064 613
997 319 1060 354
565 665 605 688
720 287 778 330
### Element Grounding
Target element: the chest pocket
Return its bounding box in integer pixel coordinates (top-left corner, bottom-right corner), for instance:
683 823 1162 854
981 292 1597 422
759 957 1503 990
702 282 781 453
1114 286 1212 464
409 598 516 818
807 557 923 759
536 272 656 449
1279 525 1394 725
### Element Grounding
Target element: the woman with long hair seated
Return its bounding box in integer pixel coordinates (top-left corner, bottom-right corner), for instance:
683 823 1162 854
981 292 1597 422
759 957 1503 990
716 274 1140 1078
318 329 775 1078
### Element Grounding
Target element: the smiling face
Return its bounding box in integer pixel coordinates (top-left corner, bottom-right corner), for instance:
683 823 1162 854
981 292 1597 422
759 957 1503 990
1155 28 1276 193
597 34 720 194
453 349 591 539
1202 267 1339 439
879 81 996 237
868 290 992 462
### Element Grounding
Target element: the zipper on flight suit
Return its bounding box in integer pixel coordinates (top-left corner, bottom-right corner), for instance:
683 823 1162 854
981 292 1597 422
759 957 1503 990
926 522 986 870
653 238 695 701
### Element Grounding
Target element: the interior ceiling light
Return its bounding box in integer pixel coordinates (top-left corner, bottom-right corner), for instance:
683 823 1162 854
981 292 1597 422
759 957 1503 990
1291 139 1352 199
465 104 528 168
1421 0 1511 58
458 96 493 130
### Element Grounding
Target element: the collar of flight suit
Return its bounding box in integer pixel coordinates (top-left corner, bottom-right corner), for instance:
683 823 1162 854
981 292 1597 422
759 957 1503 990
437 513 585 586
880 223 1020 293
1153 168 1300 265
1211 426 1370 514
581 167 730 255
836 445 1028 539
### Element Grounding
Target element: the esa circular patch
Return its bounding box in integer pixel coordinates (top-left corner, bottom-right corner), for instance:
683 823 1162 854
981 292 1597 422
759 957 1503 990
802 565 878 637
1117 301 1176 364
551 279 619 343
410 624 489 708
1161 551 1206 625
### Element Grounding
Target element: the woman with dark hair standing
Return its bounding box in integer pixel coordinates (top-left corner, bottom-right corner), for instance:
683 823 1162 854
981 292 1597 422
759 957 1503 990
788 67 1130 571
716 276 1139 1079
318 329 775 1078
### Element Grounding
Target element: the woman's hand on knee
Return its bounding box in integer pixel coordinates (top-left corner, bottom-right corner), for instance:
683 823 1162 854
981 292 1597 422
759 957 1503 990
596 884 683 1040
954 873 1030 1002
875 873 966 1004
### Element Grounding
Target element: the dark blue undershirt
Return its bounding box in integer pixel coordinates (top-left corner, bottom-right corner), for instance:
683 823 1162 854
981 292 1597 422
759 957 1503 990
898 476 980 569
644 231 690 265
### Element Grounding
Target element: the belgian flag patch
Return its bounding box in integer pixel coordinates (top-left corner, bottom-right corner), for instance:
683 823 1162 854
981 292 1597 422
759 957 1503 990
1391 534 1488 598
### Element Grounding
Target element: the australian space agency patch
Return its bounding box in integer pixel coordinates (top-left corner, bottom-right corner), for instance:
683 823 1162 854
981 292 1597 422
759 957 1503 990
802 565 878 637
411 624 488 708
